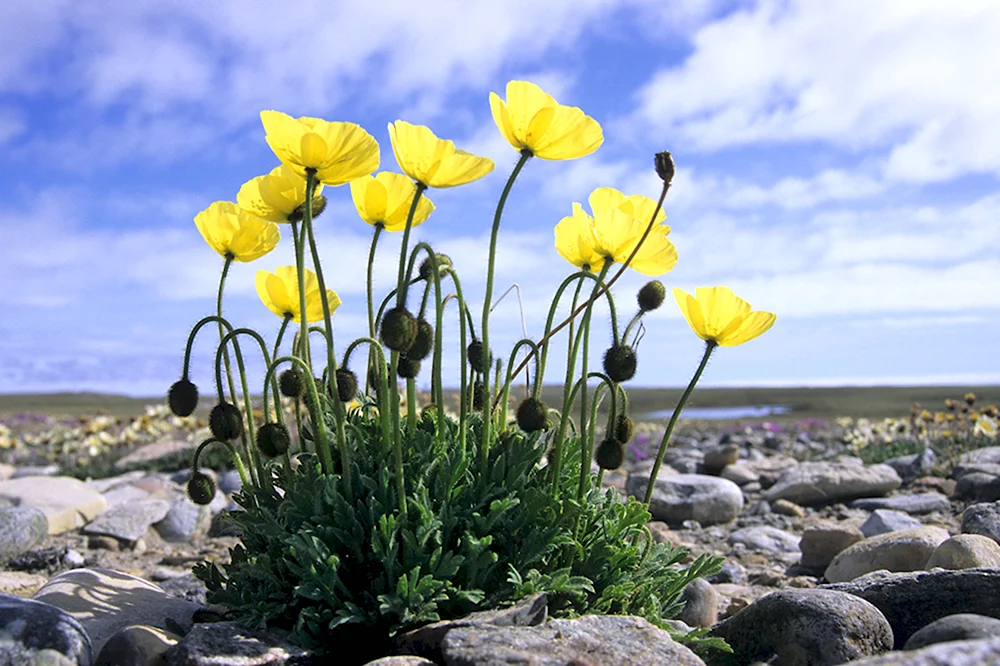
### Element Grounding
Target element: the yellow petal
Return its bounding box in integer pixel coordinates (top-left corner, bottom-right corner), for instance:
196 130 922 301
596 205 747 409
697 287 751 339
555 209 604 271
674 288 709 341
588 187 626 212
390 120 493 188
489 92 519 151
491 80 603 160
717 310 777 346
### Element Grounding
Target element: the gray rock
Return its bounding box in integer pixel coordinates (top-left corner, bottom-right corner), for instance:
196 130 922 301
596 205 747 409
884 449 937 482
0 593 92 666
846 636 1000 665
799 523 866 570
959 446 1000 465
904 613 1000 650
851 493 951 515
0 506 49 562
363 658 436 666
96 624 181 666
82 499 171 543
859 509 924 537
720 464 759 486
164 620 311 665
824 526 950 583
677 577 719 628
707 561 747 586
962 501 1000 545
217 469 243 495
823 568 1000 648
626 473 743 526
0 476 107 534
728 526 801 553
955 472 1000 502
153 498 211 542
926 534 1000 570
441 615 706 666
765 461 901 506
951 462 1000 479
703 444 739 475
709 588 893 666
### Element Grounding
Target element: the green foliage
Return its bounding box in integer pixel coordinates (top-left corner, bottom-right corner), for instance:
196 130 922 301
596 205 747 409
856 438 925 465
195 407 722 661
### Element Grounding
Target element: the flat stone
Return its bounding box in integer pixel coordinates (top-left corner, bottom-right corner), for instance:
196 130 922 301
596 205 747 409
363 658 436 666
164 620 311 665
771 498 805 517
860 509 924 537
33 568 202 656
95 624 180 666
709 588 893 666
905 613 1000 650
800 522 866 570
441 615 706 666
729 526 801 553
824 527 950 583
720 463 759 486
113 439 197 471
960 447 1000 464
82 499 171 542
0 476 107 535
702 444 739 475
84 471 148 495
0 593 92 666
846 636 1000 664
626 473 743 526
765 461 901 506
823 568 1000 648
955 472 1000 502
962 502 1000 545
926 534 1000 570
851 493 951 515
0 571 48 597
0 506 49 560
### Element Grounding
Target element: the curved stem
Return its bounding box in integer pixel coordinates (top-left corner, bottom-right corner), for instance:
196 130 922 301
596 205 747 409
395 183 428 307
644 341 717 505
192 438 249 489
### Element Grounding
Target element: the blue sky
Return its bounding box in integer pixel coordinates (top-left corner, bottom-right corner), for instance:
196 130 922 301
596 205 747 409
1 0 998 397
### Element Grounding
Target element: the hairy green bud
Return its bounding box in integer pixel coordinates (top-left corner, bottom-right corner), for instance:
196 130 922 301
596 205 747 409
407 319 434 361
187 471 216 506
381 307 418 352
279 369 305 399
287 195 327 223
209 402 243 441
603 344 637 383
397 355 421 379
257 422 291 457
637 281 666 312
595 438 625 470
472 381 486 411
168 378 199 417
614 415 635 444
335 368 358 403
467 339 491 374
418 253 452 281
516 397 549 432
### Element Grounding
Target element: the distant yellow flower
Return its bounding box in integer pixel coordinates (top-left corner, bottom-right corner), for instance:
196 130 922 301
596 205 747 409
349 172 435 231
387 121 494 188
194 201 279 262
673 286 776 347
489 80 603 160
260 111 379 186
237 165 325 223
255 266 340 323
554 187 676 276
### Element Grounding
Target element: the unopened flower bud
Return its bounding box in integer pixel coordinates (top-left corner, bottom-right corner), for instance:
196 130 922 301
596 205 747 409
654 151 674 184
419 254 452 281
467 339 491 374
603 344 637 383
516 397 549 433
279 368 306 399
168 378 199 417
209 402 243 441
187 471 216 506
637 281 666 312
335 368 358 403
288 195 328 223
407 319 434 361
381 307 418 352
595 438 625 470
397 355 421 379
614 415 635 444
257 422 291 457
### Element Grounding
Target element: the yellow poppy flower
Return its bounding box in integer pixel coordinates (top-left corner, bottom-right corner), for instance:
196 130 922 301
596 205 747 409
236 165 325 223
673 286 776 347
260 111 379 186
490 80 603 160
387 120 494 188
554 187 677 276
349 172 435 231
255 266 340 323
194 201 279 262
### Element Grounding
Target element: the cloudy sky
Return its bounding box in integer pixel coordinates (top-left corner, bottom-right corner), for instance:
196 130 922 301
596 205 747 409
1 0 997 397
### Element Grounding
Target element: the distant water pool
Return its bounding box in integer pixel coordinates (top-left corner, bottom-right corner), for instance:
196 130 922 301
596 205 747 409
641 405 791 420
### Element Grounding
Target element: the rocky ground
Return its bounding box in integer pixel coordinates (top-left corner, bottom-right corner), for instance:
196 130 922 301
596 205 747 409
1 406 1000 664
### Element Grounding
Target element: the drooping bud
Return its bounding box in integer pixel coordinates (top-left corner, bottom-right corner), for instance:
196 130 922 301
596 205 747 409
335 368 358 403
209 402 244 441
407 319 434 361
614 415 635 444
419 253 453 281
380 307 418 352
637 281 666 312
467 339 491 374
168 378 199 417
279 369 305 399
603 344 637 383
288 195 328 223
187 471 216 506
516 397 549 433
654 151 674 184
472 381 486 411
595 438 625 470
397 355 421 379
257 422 291 457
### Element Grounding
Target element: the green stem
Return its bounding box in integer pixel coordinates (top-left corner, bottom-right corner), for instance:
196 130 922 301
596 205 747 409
192 438 249 489
644 341 717 505
267 355 334 475
367 224 384 395
215 256 255 483
395 183 428 307
575 264 612 497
